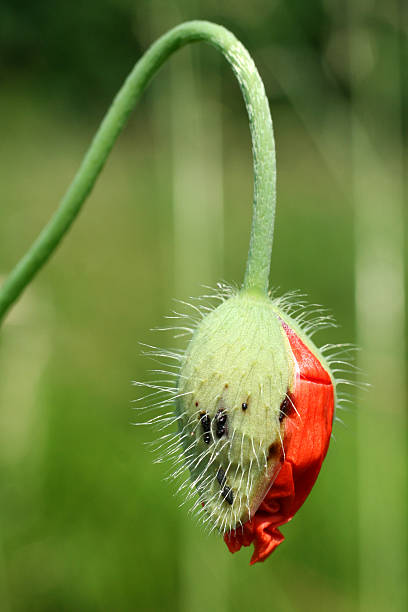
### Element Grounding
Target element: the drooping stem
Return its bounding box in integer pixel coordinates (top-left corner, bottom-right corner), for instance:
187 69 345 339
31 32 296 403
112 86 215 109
0 20 276 324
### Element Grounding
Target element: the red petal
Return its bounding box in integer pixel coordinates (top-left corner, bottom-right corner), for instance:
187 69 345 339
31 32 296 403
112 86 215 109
224 321 334 564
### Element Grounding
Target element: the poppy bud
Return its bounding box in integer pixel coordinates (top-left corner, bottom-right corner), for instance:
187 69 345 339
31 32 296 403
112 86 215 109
169 287 335 562
137 283 341 564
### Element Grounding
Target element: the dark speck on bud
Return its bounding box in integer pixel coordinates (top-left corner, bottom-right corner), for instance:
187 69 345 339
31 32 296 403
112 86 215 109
222 486 234 505
279 395 290 422
216 466 226 486
215 408 227 438
200 411 212 444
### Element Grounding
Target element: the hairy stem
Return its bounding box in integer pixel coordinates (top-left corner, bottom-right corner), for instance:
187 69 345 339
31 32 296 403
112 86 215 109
0 20 276 324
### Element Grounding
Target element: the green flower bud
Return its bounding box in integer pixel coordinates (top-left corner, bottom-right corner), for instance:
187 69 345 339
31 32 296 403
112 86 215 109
176 290 294 532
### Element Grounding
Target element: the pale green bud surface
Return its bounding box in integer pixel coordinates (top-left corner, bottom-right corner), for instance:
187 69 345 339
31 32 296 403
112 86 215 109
177 291 294 532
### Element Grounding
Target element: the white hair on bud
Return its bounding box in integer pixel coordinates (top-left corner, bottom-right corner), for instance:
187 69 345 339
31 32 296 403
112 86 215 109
133 283 359 533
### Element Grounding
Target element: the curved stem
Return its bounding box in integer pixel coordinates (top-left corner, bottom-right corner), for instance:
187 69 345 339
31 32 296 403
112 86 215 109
0 20 276 324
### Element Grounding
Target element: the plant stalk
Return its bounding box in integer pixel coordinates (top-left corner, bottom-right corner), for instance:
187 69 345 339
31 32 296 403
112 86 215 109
0 20 276 324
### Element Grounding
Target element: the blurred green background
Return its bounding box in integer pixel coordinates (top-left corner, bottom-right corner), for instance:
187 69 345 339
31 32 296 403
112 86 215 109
0 1 406 611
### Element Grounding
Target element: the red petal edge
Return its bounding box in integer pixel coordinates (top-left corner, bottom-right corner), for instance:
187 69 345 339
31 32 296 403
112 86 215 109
224 320 334 565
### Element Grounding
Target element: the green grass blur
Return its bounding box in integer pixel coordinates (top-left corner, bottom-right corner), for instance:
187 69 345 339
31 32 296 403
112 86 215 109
0 1 406 611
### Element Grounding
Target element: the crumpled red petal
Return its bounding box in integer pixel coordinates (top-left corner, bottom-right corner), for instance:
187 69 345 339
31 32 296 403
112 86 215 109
224 320 334 565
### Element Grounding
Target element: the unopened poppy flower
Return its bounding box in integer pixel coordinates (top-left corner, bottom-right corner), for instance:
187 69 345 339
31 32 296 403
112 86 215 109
138 285 348 564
